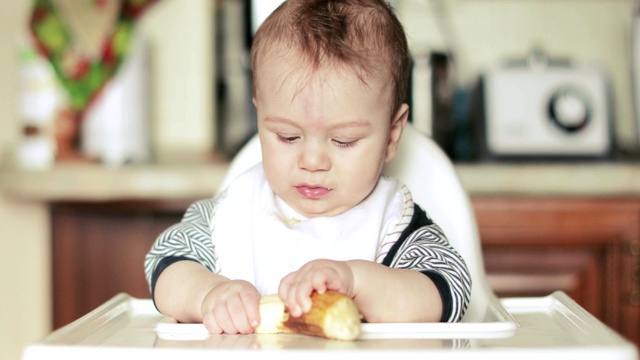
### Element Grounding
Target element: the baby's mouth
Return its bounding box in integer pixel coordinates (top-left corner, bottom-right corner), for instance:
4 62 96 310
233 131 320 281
295 185 332 199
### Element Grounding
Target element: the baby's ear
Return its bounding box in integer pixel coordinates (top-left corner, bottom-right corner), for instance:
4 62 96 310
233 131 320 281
384 104 409 163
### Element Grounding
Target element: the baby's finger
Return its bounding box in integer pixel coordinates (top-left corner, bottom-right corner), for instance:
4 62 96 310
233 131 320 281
241 291 261 329
226 294 254 334
281 277 307 317
317 268 349 294
291 280 315 314
214 302 238 334
278 272 294 299
202 309 223 335
310 269 332 294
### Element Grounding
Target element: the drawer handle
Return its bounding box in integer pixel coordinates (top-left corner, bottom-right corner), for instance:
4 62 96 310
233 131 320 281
631 291 640 306
632 240 640 256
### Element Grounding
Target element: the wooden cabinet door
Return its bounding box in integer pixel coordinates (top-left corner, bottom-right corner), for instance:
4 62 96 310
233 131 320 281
473 197 640 347
51 200 190 329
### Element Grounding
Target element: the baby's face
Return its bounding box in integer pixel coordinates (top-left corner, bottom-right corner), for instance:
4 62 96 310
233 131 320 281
254 46 407 218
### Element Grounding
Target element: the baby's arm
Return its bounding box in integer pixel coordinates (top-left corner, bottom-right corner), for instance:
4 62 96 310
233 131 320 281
387 222 472 323
145 198 261 334
280 206 471 323
279 259 443 323
350 260 444 323
154 260 261 334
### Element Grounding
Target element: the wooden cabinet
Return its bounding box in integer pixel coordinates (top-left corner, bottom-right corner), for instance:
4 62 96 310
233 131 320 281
474 197 640 347
50 196 640 347
50 200 194 329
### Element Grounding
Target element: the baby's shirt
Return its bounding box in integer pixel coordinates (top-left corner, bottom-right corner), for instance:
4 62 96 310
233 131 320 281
145 163 471 322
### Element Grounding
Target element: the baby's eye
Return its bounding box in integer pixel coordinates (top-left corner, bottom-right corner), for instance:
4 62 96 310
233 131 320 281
277 134 300 143
332 139 358 148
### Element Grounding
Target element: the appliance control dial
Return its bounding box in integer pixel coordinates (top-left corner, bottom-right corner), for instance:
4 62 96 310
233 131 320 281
547 87 591 133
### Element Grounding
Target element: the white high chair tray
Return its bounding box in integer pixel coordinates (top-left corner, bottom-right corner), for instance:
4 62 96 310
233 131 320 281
23 292 638 360
156 291 517 340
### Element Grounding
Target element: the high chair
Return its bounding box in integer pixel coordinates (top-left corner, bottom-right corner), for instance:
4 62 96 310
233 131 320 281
220 122 503 323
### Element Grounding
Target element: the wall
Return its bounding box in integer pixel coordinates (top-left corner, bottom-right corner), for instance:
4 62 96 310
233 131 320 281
0 2 50 360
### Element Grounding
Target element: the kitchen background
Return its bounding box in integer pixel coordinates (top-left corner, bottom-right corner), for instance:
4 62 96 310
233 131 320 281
1 0 639 359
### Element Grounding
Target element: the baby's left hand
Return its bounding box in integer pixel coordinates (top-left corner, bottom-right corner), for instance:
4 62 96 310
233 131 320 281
278 259 355 317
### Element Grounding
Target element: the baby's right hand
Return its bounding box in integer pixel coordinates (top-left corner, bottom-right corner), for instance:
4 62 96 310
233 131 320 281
200 279 261 334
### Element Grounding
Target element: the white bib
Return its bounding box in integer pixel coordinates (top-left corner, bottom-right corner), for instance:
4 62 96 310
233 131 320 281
210 164 406 295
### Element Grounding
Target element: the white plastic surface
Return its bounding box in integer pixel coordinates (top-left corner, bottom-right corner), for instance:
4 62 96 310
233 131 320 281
22 292 639 360
155 291 517 340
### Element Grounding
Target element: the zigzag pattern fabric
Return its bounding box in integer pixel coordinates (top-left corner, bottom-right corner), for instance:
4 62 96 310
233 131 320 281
389 224 472 322
375 185 414 263
144 199 219 277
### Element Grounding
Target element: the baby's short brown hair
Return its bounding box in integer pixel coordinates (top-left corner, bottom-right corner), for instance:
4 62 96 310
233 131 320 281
251 0 411 116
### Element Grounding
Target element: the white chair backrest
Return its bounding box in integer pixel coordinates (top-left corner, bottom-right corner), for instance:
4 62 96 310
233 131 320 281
219 123 496 322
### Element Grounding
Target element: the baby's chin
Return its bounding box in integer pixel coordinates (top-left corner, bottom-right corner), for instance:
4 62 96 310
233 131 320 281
290 200 354 218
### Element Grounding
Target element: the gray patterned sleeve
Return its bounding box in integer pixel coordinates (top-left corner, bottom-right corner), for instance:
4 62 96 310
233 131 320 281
389 223 472 323
144 198 219 290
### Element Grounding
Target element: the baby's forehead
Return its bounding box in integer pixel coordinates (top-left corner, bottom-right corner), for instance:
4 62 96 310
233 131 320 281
255 44 391 93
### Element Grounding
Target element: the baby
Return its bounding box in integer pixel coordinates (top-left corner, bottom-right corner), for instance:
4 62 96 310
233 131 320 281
145 0 471 335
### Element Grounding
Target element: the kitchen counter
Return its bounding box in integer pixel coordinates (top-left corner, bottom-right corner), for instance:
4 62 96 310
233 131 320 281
2 160 640 202
455 161 640 197
0 160 230 202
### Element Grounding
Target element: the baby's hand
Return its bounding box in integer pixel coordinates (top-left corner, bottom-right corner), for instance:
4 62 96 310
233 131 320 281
278 259 354 317
200 280 261 335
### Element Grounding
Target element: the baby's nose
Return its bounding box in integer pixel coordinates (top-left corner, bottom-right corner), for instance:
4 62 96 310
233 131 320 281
298 142 331 171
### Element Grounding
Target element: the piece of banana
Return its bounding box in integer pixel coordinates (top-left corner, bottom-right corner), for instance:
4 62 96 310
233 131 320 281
255 290 362 341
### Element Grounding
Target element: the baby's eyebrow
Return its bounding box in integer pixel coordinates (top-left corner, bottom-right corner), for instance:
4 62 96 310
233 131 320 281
264 117 298 126
330 120 371 130
264 116 371 131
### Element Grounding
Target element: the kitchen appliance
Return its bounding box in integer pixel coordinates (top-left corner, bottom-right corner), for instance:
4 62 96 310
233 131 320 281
410 52 458 158
216 0 255 157
481 50 613 159
215 0 285 157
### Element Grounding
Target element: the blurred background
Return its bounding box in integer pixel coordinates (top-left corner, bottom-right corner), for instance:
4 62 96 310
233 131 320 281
1 0 640 359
